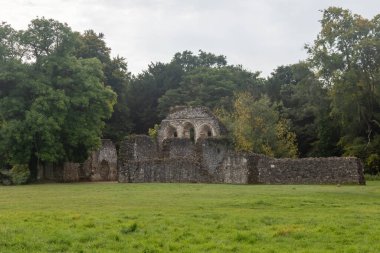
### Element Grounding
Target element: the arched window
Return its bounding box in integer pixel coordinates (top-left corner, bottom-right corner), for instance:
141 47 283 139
183 122 196 143
199 124 214 139
165 125 178 139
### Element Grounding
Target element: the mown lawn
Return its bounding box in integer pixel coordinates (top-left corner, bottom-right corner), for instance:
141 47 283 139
0 182 379 253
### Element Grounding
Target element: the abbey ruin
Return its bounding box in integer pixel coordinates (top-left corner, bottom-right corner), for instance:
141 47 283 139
118 106 365 185
36 106 365 184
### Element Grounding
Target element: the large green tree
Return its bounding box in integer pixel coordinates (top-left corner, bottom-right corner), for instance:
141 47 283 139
75 30 132 142
127 50 231 133
158 65 264 116
266 62 339 157
307 7 380 172
0 18 116 180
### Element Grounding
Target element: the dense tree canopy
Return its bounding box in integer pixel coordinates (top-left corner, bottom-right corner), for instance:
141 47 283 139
127 50 264 134
307 7 380 173
0 18 116 180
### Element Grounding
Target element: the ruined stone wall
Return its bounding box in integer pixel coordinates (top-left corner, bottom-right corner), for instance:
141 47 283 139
62 163 80 182
118 136 365 185
121 135 158 161
81 139 118 181
39 139 118 182
118 136 210 183
197 139 267 184
118 137 255 184
118 158 211 183
157 106 227 145
42 163 63 181
161 138 197 159
39 162 79 182
257 157 365 184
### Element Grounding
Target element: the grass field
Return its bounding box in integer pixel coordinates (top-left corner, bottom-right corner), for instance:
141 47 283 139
1 182 380 253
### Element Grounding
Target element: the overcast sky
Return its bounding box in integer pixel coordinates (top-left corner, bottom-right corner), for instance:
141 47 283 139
1 0 379 77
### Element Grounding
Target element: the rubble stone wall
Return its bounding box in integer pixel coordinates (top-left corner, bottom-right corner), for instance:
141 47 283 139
39 139 118 182
257 157 365 184
118 137 365 185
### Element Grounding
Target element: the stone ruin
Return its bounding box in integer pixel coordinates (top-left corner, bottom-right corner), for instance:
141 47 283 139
36 106 365 184
118 106 365 185
37 139 117 182
157 106 227 145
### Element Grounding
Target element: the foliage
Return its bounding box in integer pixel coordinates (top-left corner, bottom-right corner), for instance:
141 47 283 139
148 124 160 140
127 50 264 134
1 183 380 252
126 61 184 133
10 164 30 185
220 92 298 158
307 7 380 171
364 173 380 181
0 18 116 180
266 62 334 157
75 30 133 142
158 65 264 115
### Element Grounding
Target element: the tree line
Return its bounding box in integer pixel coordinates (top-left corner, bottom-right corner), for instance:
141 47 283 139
0 7 379 181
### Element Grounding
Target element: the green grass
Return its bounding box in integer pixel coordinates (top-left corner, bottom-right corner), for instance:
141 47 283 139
1 182 380 253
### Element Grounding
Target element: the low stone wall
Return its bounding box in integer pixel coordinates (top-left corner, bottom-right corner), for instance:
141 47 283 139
118 136 365 185
62 163 80 182
257 157 365 184
41 163 63 181
39 162 79 182
38 139 118 182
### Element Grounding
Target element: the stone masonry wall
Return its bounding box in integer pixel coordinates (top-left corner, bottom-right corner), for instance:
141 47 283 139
62 162 80 182
257 157 365 184
81 139 118 181
39 139 118 182
118 136 211 183
118 137 256 184
161 138 197 159
118 158 211 183
118 136 365 185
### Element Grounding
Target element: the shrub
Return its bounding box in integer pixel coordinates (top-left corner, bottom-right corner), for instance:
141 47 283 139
364 174 380 181
148 124 160 140
10 164 30 185
366 154 380 175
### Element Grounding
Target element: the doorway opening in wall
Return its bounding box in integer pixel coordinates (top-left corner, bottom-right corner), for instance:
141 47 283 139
183 122 196 143
166 125 177 139
190 128 195 143
100 160 110 180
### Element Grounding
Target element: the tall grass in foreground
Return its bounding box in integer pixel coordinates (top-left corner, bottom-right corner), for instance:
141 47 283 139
0 182 379 252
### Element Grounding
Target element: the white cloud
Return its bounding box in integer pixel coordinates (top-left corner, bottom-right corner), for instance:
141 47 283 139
0 0 379 77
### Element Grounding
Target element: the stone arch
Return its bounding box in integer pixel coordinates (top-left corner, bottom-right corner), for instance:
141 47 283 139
198 124 214 139
182 122 196 142
164 124 178 139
